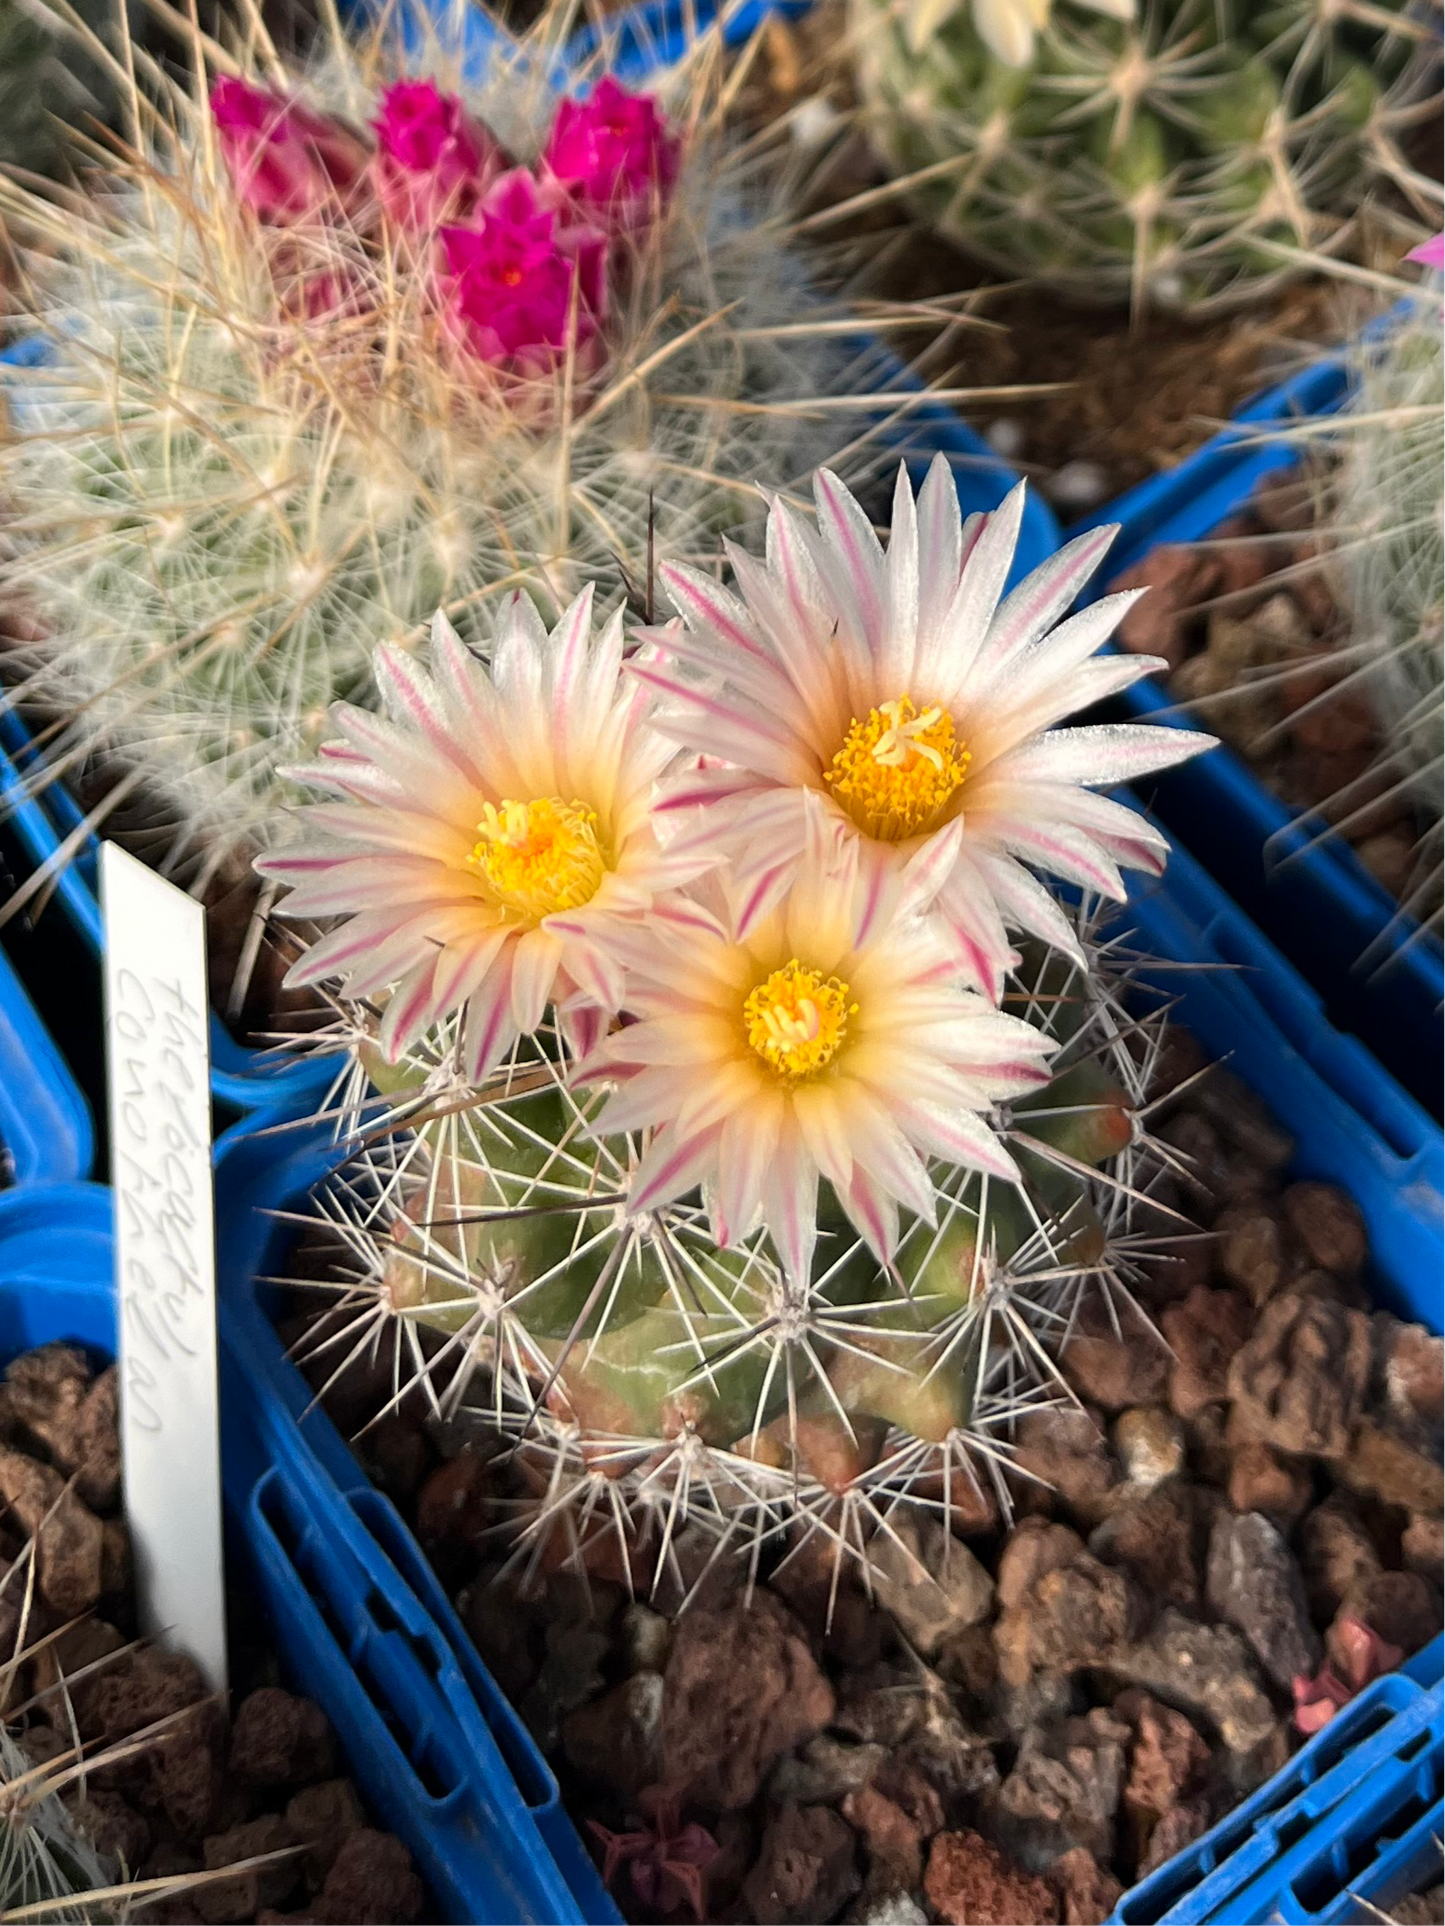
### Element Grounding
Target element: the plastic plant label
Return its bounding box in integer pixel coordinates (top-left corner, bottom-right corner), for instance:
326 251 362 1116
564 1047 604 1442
100 841 227 1691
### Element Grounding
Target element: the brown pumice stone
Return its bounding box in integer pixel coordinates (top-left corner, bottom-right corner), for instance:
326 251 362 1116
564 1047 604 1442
0 1340 427 1925
272 1037 1444 1926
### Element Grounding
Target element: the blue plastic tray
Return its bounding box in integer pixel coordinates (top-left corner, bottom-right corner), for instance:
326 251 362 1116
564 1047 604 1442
212 1110 622 1924
0 934 92 1186
342 0 815 86
0 706 338 1117
0 1176 612 1923
1067 347 1444 1121
209 797 1440 1926
1248 1725 1445 1926
565 0 814 79
1148 1556 1445 1926
1125 1664 1445 1926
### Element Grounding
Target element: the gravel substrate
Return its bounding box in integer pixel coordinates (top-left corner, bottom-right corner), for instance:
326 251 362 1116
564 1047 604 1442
1108 475 1437 921
0 1342 428 1925
278 1028 1445 1925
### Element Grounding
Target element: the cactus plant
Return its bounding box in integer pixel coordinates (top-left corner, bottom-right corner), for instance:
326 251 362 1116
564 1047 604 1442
267 460 1209 1589
850 0 1441 311
1315 247 1443 930
292 925 1166 1589
0 3 926 948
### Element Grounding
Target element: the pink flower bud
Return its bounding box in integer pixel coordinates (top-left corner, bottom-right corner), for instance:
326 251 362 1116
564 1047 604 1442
1405 233 1444 323
1406 232 1444 272
372 79 505 233
542 77 680 234
211 77 368 225
1330 1614 1403 1693
1292 1667 1350 1735
437 170 606 376
1292 1615 1404 1734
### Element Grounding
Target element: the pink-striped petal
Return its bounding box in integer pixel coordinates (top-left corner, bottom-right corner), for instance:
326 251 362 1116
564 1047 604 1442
629 1121 725 1217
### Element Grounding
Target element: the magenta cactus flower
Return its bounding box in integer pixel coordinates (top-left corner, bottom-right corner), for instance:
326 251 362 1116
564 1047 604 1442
1410 234 1445 321
543 76 680 234
372 79 505 233
438 170 606 374
210 77 368 224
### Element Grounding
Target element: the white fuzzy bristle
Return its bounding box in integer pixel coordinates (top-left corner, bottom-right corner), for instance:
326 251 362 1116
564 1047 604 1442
0 3 945 887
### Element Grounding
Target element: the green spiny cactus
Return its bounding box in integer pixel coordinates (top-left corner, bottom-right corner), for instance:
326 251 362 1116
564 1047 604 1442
262 450 1207 1597
850 0 1440 311
0 3 918 916
1330 284 1443 866
290 929 1171 1591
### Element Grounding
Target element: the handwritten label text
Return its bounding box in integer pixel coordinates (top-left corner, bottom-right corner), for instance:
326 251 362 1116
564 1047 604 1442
102 844 226 1690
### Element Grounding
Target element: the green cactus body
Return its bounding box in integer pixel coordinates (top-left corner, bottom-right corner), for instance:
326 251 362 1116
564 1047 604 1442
302 931 1161 1577
1332 291 1444 825
851 0 1436 308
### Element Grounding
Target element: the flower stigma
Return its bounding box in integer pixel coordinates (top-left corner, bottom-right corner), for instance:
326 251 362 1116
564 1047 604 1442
823 695 970 840
469 796 606 919
743 960 856 1080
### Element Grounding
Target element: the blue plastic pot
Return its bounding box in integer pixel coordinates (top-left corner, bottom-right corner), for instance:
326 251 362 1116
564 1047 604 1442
1067 344 1444 1122
564 0 814 78
341 0 816 85
212 1110 621 1925
208 796 1441 1926
0 1176 616 1924
1225 1710 1445 1926
0 705 340 1118
0 935 92 1186
1117 1664 1445 1926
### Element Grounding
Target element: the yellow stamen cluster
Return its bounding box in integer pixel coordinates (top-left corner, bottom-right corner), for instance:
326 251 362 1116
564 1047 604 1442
743 960 857 1081
824 694 970 841
469 796 605 920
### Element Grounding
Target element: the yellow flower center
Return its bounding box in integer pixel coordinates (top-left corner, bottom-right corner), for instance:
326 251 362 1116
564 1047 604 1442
743 960 856 1081
469 796 606 920
823 694 970 841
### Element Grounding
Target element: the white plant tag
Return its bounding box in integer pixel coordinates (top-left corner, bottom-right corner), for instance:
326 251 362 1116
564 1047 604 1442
101 842 227 1692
